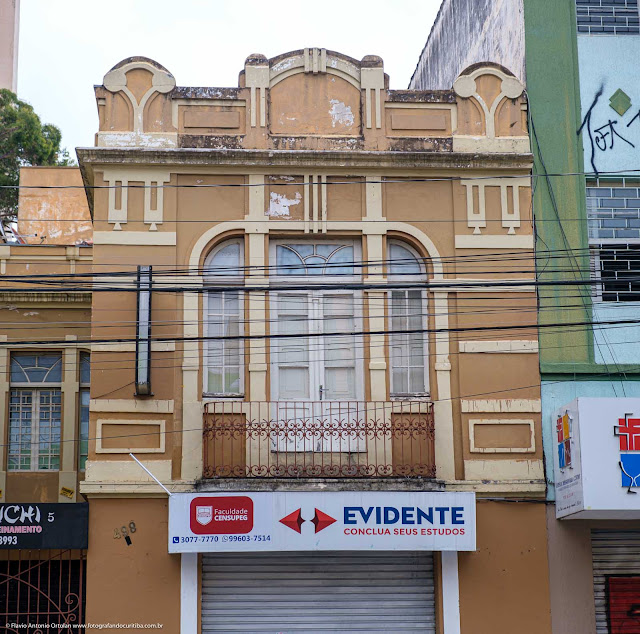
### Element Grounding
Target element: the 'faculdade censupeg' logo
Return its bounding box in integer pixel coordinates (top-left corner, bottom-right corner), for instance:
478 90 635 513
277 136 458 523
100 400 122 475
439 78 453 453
189 496 253 534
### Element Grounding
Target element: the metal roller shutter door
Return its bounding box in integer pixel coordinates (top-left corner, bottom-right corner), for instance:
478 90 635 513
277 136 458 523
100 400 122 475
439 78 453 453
201 551 436 633
592 530 640 634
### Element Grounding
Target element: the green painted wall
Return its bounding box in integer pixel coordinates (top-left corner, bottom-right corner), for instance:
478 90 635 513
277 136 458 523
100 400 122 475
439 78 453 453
524 0 593 370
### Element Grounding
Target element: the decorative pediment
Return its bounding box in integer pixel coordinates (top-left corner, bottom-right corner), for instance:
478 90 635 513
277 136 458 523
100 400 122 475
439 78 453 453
453 64 528 153
97 57 177 147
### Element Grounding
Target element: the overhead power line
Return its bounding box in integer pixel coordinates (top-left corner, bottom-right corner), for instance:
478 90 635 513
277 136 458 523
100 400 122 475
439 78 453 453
0 168 638 191
0 315 639 348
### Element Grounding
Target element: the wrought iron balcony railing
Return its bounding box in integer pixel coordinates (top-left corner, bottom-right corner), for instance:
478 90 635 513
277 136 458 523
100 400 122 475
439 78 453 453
203 400 435 479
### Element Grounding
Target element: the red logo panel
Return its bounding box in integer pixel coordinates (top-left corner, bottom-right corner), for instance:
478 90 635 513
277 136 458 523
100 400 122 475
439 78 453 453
189 496 253 534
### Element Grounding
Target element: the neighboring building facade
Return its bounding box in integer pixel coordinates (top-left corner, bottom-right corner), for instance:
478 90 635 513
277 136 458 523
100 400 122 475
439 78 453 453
0 166 91 627
411 2 640 633
0 0 19 92
67 51 551 633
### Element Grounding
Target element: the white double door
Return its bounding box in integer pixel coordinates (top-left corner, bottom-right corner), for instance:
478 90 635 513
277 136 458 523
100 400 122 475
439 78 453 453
271 290 365 452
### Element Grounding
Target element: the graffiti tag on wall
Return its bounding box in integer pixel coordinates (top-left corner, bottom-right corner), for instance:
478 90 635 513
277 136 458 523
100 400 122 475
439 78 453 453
578 85 640 175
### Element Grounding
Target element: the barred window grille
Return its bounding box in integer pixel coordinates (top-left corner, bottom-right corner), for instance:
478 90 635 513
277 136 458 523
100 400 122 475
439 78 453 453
0 550 85 628
576 0 640 35
591 244 640 302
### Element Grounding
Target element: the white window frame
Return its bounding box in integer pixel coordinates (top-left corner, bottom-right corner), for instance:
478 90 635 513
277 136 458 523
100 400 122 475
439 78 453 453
8 353 63 472
203 239 245 398
387 240 430 398
269 239 364 403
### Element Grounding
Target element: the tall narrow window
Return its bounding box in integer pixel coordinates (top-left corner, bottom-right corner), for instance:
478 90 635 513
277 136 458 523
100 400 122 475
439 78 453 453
79 352 90 471
204 240 244 396
9 353 62 471
388 242 429 397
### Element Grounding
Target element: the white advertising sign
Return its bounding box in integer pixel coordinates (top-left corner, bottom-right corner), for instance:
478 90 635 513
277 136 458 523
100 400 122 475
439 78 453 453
168 491 476 553
554 398 640 519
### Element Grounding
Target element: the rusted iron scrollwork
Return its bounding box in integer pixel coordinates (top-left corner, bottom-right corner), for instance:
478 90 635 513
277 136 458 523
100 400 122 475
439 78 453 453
203 401 436 479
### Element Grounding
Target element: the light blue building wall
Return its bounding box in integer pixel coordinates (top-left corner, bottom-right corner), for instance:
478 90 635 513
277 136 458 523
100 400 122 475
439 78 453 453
542 30 640 501
542 379 640 500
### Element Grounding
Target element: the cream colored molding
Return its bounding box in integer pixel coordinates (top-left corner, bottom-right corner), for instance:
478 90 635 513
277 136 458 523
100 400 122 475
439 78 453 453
458 340 538 353
84 459 172 484
464 458 544 481
245 59 269 128
454 235 534 250
92 342 175 353
269 50 361 90
102 167 171 231
0 245 10 276
366 290 388 399
184 218 455 481
452 136 530 153
361 65 384 129
58 471 78 503
171 98 246 130
61 347 79 472
443 479 545 494
96 419 166 454
434 278 535 293
460 177 530 236
97 132 178 148
304 47 327 73
90 399 174 414
93 231 176 246
453 66 525 140
299 174 326 234
468 419 535 454
461 399 541 413
365 176 384 222
103 59 176 135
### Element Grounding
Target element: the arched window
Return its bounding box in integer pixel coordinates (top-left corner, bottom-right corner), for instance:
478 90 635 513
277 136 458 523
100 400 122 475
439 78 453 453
388 241 429 396
204 239 244 396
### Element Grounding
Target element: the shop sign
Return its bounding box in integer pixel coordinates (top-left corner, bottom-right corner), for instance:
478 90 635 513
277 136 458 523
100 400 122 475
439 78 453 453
554 398 640 519
0 503 88 549
168 491 476 553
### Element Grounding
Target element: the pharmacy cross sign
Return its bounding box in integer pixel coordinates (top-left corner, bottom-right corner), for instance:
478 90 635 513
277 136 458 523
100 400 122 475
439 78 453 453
615 414 640 493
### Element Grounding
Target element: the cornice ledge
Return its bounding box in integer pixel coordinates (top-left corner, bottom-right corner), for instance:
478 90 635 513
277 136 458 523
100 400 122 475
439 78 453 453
77 147 533 171
0 291 92 304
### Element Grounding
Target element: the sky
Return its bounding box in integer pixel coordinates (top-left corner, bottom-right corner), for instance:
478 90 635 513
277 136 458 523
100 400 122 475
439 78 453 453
16 0 440 156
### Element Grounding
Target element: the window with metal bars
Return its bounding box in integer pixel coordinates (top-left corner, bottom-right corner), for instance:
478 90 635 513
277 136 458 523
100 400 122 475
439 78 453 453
8 354 62 471
591 244 640 301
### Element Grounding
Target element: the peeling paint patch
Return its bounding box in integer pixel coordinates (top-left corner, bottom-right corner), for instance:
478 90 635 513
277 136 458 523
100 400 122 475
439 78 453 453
272 58 296 73
267 192 301 217
23 311 39 317
329 100 354 128
268 175 295 182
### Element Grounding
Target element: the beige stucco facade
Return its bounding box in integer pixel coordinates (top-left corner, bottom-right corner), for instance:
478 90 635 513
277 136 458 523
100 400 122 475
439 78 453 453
0 50 551 632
